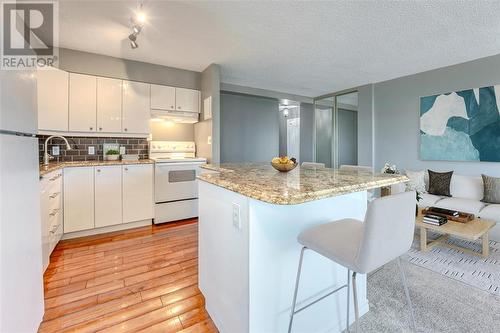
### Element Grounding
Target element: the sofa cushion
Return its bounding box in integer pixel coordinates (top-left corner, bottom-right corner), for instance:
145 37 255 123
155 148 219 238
405 170 426 193
436 197 486 215
481 174 500 204
478 204 500 221
450 175 483 201
418 193 444 208
428 170 453 197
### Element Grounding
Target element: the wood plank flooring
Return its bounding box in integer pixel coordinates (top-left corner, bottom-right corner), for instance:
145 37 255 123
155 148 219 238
39 219 218 333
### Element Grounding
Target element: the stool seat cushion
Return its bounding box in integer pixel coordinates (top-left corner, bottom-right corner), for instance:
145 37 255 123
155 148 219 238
298 218 363 272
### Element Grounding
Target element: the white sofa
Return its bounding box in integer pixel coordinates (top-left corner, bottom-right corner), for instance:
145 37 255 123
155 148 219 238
392 174 500 241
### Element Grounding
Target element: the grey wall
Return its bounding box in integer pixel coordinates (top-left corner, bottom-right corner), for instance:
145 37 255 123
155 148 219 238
195 64 221 163
300 103 314 163
370 54 500 177
58 48 201 89
220 93 279 163
221 83 313 104
357 84 374 167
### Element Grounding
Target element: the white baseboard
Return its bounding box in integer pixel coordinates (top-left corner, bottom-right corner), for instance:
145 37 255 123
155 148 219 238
62 219 152 239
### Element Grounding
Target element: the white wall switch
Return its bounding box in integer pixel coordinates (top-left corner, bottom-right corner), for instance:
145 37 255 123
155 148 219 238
207 136 212 145
52 146 60 156
232 203 241 229
88 146 95 155
119 146 126 155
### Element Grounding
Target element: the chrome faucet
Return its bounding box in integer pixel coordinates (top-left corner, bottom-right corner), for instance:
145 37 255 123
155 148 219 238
43 135 72 165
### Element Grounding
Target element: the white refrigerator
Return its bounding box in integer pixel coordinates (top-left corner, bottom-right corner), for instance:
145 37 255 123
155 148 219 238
0 70 44 332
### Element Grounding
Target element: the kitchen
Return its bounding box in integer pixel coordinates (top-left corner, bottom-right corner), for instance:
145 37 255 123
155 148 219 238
1 44 219 332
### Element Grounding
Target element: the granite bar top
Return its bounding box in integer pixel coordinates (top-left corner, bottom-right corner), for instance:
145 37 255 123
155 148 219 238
199 163 408 205
39 159 154 177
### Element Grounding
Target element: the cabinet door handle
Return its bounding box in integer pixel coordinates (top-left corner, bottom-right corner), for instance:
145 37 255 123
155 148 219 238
90 126 93 130
49 192 60 199
49 208 60 217
124 128 128 132
96 169 101 173
170 105 174 109
124 167 128 171
99 127 102 131
177 106 181 109
49 174 61 181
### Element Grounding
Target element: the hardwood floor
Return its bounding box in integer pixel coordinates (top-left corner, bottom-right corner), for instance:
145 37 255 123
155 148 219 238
39 219 218 333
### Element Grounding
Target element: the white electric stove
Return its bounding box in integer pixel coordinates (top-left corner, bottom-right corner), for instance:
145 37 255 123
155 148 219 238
149 141 207 224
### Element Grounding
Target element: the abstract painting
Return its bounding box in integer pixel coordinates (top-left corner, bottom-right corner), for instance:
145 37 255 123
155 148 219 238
420 86 500 161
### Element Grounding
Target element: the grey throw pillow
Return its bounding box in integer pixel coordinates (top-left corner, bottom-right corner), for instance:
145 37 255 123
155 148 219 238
482 174 500 204
428 170 453 197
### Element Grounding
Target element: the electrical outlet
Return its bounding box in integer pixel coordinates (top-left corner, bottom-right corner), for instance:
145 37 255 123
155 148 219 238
207 136 212 145
232 203 241 229
119 146 126 155
88 146 95 155
52 146 60 156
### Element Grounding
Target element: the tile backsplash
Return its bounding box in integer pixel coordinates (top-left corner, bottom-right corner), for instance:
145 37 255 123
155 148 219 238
38 136 149 163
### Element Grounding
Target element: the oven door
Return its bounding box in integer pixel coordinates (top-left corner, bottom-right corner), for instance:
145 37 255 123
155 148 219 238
155 162 204 203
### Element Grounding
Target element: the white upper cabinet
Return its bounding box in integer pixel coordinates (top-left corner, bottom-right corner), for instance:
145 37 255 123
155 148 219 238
150 84 175 111
175 88 200 113
97 77 122 133
122 80 150 134
123 164 153 223
69 73 97 132
94 166 123 228
37 68 69 132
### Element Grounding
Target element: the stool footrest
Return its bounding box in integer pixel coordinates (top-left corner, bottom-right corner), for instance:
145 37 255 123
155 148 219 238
292 284 347 315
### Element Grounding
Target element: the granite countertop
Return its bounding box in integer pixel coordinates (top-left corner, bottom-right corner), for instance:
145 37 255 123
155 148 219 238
39 159 154 177
199 163 408 205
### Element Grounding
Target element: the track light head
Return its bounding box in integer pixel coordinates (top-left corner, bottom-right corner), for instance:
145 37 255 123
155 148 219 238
130 40 138 49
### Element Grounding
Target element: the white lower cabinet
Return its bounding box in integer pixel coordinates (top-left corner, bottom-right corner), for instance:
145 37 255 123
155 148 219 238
123 164 153 223
95 166 123 228
40 170 63 272
62 164 153 236
64 167 95 233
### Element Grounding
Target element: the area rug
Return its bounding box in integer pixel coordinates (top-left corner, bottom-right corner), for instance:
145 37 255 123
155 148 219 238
404 232 500 296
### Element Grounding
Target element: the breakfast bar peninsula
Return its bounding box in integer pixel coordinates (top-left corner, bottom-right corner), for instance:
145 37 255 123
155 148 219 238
197 163 408 333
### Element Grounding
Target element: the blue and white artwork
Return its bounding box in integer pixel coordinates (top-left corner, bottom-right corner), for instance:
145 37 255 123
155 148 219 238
420 86 500 161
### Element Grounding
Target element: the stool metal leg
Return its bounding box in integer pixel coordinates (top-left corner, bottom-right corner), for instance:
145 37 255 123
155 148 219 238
397 257 417 331
288 247 307 333
352 272 360 333
346 269 351 333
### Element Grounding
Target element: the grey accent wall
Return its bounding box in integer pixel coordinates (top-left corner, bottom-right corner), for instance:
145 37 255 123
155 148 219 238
58 48 201 89
150 123 194 141
372 54 500 177
357 84 374 167
300 103 314 163
220 93 279 163
196 64 221 163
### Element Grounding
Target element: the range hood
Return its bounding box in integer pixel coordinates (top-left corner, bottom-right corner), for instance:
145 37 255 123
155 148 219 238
150 110 199 124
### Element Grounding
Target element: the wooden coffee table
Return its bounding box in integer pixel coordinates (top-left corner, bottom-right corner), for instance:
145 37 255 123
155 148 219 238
415 212 496 257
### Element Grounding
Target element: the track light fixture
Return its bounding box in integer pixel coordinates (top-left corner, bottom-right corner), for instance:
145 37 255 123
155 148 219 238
128 2 145 49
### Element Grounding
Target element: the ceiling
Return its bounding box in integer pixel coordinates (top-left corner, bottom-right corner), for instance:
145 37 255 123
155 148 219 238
58 1 500 97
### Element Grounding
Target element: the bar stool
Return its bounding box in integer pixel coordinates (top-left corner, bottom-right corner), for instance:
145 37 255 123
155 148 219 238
288 191 417 333
301 162 326 169
339 164 373 173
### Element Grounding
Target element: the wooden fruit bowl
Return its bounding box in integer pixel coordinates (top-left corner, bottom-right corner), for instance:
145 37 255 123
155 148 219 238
271 161 297 172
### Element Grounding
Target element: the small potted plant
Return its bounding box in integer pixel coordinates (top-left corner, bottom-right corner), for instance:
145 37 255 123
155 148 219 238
105 149 120 161
381 163 399 174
